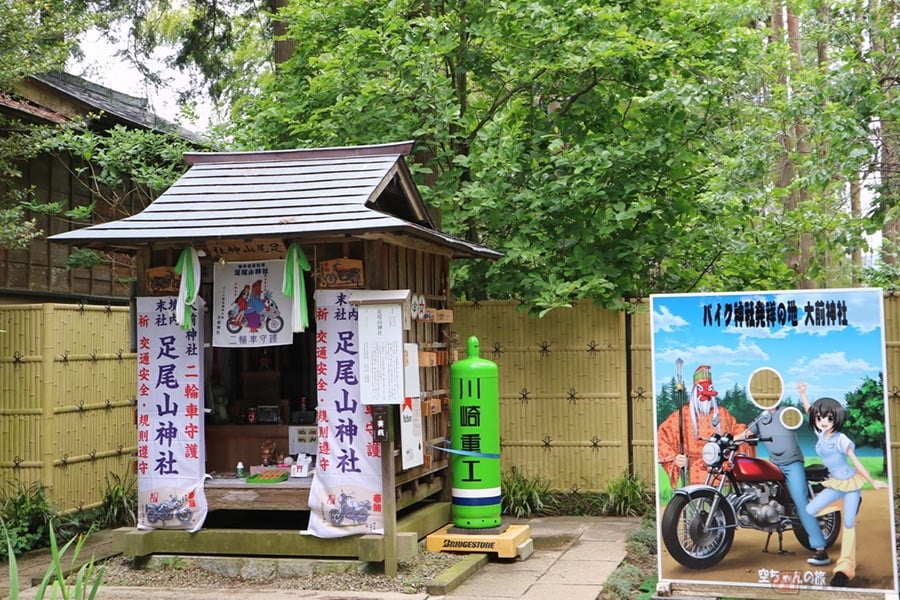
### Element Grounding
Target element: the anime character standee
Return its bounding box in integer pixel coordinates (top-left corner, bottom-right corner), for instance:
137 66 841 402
733 380 832 566
799 384 889 587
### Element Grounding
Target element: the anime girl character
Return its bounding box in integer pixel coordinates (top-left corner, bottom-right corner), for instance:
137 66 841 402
798 384 889 587
232 285 251 325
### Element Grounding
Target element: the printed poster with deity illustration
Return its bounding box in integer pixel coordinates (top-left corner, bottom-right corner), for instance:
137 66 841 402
651 288 897 595
306 290 384 538
135 297 208 531
211 259 293 348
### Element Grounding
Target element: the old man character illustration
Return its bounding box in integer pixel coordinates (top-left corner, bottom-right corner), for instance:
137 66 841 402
658 364 754 488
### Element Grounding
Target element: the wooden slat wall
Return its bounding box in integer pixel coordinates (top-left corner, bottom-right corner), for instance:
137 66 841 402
454 295 900 492
3 293 899 510
884 292 900 483
0 153 134 301
451 300 630 491
0 304 135 512
627 302 656 483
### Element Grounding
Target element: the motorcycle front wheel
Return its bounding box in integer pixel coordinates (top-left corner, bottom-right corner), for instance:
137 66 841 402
661 490 735 570
266 316 284 334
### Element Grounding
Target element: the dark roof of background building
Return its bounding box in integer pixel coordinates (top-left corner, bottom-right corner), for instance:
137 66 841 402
7 72 203 142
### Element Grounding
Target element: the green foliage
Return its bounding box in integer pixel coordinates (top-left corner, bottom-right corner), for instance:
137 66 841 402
3 520 19 596
28 524 105 600
101 471 137 529
0 206 40 249
636 574 659 600
601 472 653 517
843 374 887 474
860 241 900 290
0 482 56 559
38 123 197 212
211 0 900 310
843 374 886 449
0 117 196 255
501 466 550 518
655 376 758 428
0 470 137 562
542 488 605 517
601 562 645 599
625 524 658 558
0 1 98 88
533 472 653 518
223 0 822 312
600 507 659 599
720 383 759 428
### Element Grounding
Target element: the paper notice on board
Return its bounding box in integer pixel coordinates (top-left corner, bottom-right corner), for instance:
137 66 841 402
357 303 404 405
401 343 424 469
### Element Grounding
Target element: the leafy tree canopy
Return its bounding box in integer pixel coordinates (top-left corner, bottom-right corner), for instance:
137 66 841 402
5 0 899 307
215 0 896 313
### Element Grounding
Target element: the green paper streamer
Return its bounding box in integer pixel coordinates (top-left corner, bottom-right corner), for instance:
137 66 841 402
283 243 311 332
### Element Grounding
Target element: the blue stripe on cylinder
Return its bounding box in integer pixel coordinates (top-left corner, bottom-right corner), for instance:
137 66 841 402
452 494 502 506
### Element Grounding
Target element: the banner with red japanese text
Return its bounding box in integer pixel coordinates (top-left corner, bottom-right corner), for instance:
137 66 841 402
211 259 293 347
136 297 208 532
306 290 384 538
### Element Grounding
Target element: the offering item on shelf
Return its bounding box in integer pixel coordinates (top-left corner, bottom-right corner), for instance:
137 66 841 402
261 439 277 466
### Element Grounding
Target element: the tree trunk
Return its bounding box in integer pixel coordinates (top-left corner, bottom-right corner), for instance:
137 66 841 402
850 175 862 282
871 0 900 264
269 0 297 65
787 9 815 288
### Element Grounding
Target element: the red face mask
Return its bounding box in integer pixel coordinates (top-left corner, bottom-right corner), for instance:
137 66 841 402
695 380 718 402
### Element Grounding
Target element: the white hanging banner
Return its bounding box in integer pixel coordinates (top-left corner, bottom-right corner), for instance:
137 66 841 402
401 343 424 469
211 259 293 347
306 290 384 538
135 296 208 531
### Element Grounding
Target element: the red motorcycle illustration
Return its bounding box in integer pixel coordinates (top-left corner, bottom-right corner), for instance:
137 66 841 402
661 432 841 569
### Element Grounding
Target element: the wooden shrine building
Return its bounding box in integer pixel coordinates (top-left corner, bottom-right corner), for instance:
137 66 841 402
48 140 501 568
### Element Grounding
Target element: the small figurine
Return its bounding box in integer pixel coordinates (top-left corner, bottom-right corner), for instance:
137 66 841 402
261 439 277 466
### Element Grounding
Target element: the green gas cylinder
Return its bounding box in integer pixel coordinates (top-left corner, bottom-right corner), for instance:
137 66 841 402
449 336 502 528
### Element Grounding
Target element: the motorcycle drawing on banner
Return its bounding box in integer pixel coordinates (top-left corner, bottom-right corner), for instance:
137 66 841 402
328 492 372 526
661 429 841 569
226 285 284 334
145 494 193 526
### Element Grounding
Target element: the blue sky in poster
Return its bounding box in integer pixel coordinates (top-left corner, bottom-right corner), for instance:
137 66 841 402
650 288 886 410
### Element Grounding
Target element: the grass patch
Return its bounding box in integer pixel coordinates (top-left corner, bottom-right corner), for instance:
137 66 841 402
599 509 658 599
505 470 654 518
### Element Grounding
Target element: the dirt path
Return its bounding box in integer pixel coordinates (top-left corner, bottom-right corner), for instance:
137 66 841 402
659 488 896 593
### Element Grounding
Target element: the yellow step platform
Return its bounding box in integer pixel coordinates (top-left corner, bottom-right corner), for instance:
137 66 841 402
426 523 533 559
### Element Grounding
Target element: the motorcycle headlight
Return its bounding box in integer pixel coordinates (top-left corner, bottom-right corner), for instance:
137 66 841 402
702 441 721 466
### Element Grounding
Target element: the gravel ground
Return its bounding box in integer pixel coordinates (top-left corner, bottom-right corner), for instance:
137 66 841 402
97 548 464 595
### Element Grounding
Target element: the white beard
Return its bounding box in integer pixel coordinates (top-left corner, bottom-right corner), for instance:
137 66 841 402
689 390 720 438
